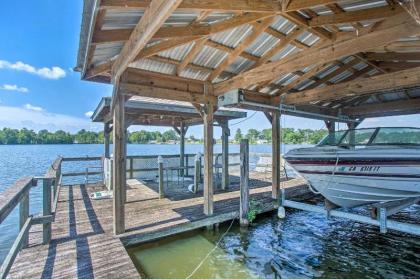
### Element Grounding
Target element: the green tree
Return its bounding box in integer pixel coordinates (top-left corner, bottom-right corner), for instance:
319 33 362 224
234 128 242 143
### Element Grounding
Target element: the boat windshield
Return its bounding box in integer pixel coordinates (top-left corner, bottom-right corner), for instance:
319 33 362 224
318 127 420 146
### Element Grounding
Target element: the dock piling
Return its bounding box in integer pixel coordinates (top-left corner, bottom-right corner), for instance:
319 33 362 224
240 139 249 227
158 156 164 198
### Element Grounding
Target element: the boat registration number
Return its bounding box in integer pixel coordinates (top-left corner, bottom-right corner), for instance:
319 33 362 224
341 166 381 172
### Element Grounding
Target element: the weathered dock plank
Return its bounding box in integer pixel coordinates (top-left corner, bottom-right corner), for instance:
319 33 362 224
8 173 309 278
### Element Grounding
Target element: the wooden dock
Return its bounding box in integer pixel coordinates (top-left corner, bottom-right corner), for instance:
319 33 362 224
7 173 309 278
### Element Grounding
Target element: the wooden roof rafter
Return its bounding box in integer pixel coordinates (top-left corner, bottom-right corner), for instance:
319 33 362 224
77 0 420 120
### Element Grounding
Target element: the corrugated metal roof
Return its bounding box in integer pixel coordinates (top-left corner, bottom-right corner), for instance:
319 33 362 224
77 0 420 118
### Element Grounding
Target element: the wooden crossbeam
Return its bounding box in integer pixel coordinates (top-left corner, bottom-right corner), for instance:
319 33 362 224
282 11 333 40
283 66 420 105
100 0 339 13
205 40 260 62
275 63 328 94
207 17 275 81
214 8 420 95
119 68 215 104
111 0 183 81
135 13 271 61
364 52 420 61
310 5 402 27
344 98 420 117
177 38 208 75
251 26 305 69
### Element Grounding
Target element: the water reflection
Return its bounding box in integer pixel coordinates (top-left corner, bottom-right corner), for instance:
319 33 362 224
128 206 420 279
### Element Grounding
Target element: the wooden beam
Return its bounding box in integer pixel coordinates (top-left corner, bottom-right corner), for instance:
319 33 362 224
239 138 249 227
205 40 260 62
282 11 333 40
111 0 183 81
251 26 305 69
134 12 271 62
221 121 229 190
113 92 126 235
286 0 338 11
100 0 337 13
177 38 208 75
364 52 420 61
208 17 275 81
310 5 402 27
276 63 327 94
271 111 280 201
203 102 215 216
284 66 420 105
214 9 420 95
344 98 420 117
119 69 215 104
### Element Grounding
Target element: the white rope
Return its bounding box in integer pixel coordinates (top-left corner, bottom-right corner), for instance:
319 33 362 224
184 215 237 279
398 0 420 25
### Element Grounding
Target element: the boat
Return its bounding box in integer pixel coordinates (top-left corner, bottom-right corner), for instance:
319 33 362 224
284 127 420 208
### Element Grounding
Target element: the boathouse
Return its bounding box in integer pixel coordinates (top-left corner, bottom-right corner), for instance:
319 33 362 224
1 0 420 278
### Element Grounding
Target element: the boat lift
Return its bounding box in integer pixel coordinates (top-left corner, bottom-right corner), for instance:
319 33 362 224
279 190 420 236
218 89 420 237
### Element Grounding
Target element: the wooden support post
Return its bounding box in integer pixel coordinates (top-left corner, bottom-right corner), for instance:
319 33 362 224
272 111 281 202
240 139 250 227
113 92 126 235
129 157 134 179
158 156 164 198
185 154 189 177
194 154 201 193
180 122 186 176
19 191 29 248
325 120 335 133
54 162 61 199
203 103 214 216
43 178 52 244
104 123 110 158
221 121 230 190
347 122 356 149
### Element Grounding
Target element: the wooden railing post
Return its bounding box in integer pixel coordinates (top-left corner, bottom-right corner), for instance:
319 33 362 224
43 178 52 244
19 191 29 249
240 139 250 227
129 157 134 179
193 154 201 193
158 156 164 199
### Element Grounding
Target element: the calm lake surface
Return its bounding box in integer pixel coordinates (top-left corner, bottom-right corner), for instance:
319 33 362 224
1 144 419 278
0 143 279 264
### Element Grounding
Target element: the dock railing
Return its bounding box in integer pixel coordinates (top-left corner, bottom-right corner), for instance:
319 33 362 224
0 155 106 279
0 156 62 278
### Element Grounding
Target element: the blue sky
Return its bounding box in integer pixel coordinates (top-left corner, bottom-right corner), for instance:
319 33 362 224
0 1 418 138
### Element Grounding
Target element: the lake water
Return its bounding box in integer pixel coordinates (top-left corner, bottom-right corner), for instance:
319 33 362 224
0 143 285 264
1 144 419 278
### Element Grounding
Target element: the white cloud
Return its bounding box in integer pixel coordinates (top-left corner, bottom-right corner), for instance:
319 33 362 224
23 103 44 112
0 60 66 79
0 84 29 93
85 111 94 118
0 105 101 133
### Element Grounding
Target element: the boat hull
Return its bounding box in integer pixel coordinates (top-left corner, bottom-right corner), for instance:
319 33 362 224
285 147 420 208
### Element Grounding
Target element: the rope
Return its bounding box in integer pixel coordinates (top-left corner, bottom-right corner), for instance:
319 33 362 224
185 215 237 279
229 111 257 126
398 0 420 25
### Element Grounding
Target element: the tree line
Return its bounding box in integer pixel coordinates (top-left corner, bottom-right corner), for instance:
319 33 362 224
0 128 179 145
0 127 328 145
233 128 327 144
